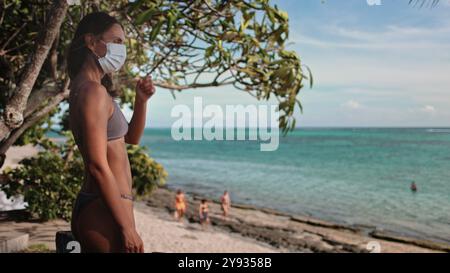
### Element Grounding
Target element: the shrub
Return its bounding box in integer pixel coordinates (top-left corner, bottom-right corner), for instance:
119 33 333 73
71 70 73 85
127 144 167 198
1 135 83 221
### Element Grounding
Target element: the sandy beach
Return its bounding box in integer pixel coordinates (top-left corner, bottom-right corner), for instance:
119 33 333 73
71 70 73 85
1 145 449 253
134 203 277 253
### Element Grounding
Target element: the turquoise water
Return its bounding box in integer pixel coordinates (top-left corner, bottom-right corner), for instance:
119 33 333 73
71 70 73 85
141 128 450 243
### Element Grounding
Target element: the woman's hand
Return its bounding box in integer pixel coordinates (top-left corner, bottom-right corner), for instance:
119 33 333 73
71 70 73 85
136 75 156 103
121 227 144 253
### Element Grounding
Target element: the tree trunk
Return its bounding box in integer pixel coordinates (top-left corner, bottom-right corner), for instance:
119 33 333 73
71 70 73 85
0 0 68 141
0 80 70 160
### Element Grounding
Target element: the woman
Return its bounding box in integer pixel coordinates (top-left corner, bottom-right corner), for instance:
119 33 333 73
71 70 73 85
220 190 231 217
67 12 155 252
174 189 186 221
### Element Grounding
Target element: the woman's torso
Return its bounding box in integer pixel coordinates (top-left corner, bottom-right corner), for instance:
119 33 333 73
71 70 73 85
200 204 208 213
176 194 185 204
68 80 133 200
221 195 230 205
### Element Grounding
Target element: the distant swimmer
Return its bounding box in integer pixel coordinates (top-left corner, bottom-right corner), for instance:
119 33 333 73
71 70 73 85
410 182 418 192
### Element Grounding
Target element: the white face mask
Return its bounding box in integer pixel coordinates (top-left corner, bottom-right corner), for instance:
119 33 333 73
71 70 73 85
95 41 127 73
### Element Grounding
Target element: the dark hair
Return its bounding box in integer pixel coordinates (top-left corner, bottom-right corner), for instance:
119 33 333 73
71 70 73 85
67 12 122 97
201 199 207 204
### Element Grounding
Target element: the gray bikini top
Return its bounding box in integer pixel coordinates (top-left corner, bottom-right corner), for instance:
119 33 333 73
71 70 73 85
107 98 129 141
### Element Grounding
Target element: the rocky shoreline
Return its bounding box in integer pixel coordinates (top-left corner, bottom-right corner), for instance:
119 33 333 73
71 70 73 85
145 186 449 253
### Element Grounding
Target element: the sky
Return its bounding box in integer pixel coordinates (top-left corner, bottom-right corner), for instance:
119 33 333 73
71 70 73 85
125 0 450 128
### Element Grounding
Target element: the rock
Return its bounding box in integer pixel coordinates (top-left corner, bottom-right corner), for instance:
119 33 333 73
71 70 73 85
290 216 360 233
0 232 28 253
370 231 450 252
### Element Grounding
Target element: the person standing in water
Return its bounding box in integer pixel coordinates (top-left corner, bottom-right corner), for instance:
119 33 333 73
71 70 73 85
199 199 210 229
67 12 155 252
220 190 231 218
410 182 418 193
174 189 186 222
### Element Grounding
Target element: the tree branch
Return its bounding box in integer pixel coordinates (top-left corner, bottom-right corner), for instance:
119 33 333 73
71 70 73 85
0 0 68 141
0 80 70 156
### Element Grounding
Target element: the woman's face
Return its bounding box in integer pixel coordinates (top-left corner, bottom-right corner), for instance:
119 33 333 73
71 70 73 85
87 23 126 58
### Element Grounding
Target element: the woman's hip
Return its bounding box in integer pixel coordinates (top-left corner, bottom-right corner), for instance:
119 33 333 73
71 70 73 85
71 193 134 252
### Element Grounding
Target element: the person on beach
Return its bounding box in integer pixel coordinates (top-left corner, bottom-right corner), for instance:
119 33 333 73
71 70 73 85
67 12 155 252
410 182 418 192
174 189 187 221
199 199 210 229
220 190 231 217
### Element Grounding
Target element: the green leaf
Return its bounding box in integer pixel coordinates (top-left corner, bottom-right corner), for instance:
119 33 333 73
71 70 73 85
304 65 314 88
135 9 157 25
205 45 215 58
167 11 176 33
274 10 289 22
149 20 164 41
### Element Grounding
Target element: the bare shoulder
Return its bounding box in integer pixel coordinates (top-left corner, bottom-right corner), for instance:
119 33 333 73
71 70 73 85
78 81 109 102
77 82 112 106
76 81 112 117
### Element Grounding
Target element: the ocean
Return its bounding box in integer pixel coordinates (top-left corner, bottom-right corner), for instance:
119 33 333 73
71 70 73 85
141 128 450 244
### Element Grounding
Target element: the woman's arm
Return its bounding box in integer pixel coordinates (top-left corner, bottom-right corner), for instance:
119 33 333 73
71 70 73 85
125 76 155 145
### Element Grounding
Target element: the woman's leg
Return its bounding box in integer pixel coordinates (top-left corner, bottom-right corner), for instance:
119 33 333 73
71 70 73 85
179 208 185 218
221 205 225 216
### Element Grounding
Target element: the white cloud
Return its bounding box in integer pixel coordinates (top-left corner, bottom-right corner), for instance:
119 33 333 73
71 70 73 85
420 105 437 114
292 21 450 51
341 99 363 109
